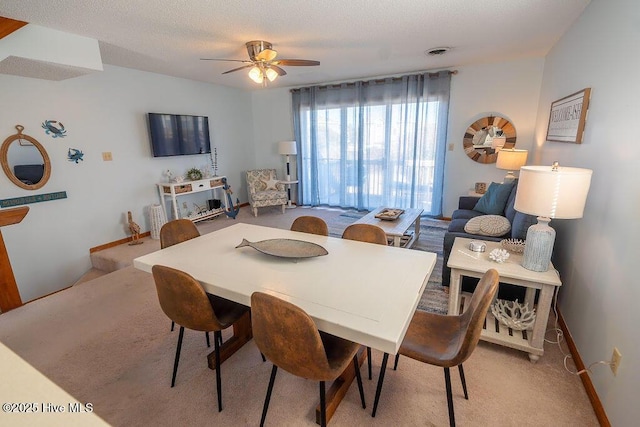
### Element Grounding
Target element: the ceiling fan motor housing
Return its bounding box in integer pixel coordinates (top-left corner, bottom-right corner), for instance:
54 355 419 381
246 40 273 61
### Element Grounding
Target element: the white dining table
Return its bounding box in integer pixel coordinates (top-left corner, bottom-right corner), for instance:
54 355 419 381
133 222 436 422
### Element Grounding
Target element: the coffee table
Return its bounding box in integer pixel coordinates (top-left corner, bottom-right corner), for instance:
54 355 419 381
353 207 423 248
447 237 562 362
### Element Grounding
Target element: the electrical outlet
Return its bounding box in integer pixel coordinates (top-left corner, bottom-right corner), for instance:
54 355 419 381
610 347 622 376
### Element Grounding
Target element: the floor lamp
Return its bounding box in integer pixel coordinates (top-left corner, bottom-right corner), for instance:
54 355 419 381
278 140 297 208
514 163 592 272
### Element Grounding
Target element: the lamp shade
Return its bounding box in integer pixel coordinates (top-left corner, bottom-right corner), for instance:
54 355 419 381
496 149 528 171
278 141 297 155
514 164 592 219
248 66 263 84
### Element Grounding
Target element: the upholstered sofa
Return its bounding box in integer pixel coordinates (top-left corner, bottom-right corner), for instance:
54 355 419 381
442 181 537 299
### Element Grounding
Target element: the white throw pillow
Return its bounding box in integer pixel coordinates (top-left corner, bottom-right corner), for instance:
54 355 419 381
261 177 280 191
464 215 511 237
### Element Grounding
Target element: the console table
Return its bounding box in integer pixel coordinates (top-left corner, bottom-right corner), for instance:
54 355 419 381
157 176 227 223
447 237 562 362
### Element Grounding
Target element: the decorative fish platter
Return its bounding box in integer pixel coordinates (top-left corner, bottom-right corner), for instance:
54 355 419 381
235 238 328 259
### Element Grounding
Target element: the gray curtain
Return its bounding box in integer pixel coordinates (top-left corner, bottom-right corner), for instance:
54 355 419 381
292 71 451 216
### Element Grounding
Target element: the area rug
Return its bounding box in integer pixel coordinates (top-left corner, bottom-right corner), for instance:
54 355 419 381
330 211 449 314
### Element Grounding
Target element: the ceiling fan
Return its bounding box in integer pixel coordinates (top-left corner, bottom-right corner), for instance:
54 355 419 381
201 40 320 86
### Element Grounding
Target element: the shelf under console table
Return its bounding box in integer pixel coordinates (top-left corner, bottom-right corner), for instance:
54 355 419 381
157 176 227 223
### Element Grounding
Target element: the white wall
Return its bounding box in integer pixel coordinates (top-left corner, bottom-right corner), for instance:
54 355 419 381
443 58 544 215
250 58 546 217
533 0 638 424
0 65 254 302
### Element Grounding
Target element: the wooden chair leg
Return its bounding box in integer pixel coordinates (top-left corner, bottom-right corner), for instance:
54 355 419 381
371 352 389 417
171 326 184 387
367 346 372 380
444 367 456 427
214 330 223 412
319 381 327 427
353 355 366 409
260 365 278 427
458 364 468 400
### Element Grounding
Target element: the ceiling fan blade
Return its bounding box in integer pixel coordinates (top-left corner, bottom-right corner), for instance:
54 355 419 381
270 65 287 76
272 59 320 66
256 48 278 62
200 58 252 63
222 64 256 74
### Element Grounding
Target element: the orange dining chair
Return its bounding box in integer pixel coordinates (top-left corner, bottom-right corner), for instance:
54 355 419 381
151 265 249 412
251 292 366 427
341 223 388 245
160 219 211 341
371 269 500 427
290 215 329 236
341 222 388 379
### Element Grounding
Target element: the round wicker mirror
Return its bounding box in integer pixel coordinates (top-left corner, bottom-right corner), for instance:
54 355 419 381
1 125 51 190
463 115 516 164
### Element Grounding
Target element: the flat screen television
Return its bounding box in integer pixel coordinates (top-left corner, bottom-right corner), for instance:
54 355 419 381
148 113 211 157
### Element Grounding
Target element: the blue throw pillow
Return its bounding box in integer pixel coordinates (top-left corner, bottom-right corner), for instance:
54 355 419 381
473 182 514 215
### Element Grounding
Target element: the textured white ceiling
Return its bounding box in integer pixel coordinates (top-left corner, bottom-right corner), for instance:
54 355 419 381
0 0 590 90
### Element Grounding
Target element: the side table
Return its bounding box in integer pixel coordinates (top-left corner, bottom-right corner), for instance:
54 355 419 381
447 237 562 362
278 180 298 208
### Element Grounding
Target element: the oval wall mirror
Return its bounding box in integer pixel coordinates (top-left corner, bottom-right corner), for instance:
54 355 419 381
1 125 51 190
463 115 516 164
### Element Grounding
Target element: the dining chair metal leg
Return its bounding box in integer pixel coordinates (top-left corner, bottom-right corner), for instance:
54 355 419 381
206 331 210 348
353 355 366 409
171 321 175 331
371 352 389 417
319 381 327 427
260 365 278 427
444 367 455 427
214 330 222 412
393 353 399 370
260 352 266 362
458 364 468 400
171 326 185 387
367 346 372 380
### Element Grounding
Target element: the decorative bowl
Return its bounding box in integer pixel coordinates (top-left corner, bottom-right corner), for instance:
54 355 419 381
490 299 536 331
501 238 526 253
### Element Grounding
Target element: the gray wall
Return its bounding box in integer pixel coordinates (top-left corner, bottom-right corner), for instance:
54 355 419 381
531 0 637 424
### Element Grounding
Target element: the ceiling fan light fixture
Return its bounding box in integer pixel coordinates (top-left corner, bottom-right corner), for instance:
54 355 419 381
248 66 264 84
265 67 278 82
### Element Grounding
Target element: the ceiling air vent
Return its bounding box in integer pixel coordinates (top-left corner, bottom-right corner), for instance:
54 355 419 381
425 47 450 56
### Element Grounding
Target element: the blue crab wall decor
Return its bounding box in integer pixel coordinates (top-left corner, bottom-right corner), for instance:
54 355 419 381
42 120 67 138
68 148 84 163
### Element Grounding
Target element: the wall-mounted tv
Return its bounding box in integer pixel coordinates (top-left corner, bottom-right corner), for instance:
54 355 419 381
148 113 211 157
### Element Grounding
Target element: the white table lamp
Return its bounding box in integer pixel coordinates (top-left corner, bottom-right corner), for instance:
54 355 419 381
514 162 592 272
496 149 528 183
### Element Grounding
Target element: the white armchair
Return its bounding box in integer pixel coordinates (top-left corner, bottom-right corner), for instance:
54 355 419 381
246 169 288 217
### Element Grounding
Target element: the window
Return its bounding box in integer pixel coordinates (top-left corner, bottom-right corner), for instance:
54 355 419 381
292 71 451 216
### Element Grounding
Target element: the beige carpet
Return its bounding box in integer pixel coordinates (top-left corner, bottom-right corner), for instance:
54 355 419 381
0 206 598 426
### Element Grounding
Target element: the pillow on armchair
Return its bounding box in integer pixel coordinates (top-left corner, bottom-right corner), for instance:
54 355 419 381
261 177 280 191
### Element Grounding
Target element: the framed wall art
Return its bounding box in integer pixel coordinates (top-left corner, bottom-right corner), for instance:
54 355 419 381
546 88 591 143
